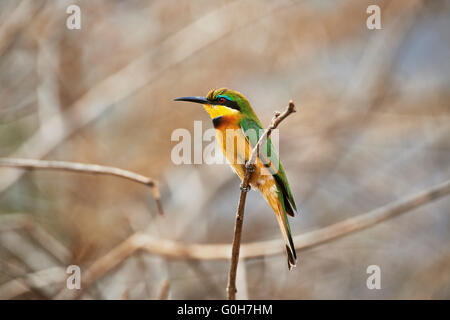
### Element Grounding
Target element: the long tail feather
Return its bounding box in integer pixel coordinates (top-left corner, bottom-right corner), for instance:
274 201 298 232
274 207 297 270
263 185 297 270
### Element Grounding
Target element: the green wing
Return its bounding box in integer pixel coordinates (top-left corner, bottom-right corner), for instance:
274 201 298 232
239 117 297 216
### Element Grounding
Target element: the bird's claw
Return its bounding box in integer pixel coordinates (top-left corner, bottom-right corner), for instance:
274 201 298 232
240 184 251 192
245 164 255 172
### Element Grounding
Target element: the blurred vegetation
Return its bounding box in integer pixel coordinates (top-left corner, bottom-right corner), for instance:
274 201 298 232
0 0 449 299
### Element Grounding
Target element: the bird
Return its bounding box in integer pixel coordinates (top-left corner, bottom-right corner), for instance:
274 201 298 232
174 88 298 270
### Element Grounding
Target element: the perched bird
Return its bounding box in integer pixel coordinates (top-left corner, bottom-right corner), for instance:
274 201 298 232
175 88 298 269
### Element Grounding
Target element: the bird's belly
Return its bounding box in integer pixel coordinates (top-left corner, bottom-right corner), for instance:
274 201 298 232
215 127 275 192
216 126 249 177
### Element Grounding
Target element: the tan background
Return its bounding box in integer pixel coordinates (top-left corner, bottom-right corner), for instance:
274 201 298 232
0 0 449 299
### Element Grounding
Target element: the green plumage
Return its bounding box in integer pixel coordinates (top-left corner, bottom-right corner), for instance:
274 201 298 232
239 117 297 216
175 88 298 269
206 88 297 216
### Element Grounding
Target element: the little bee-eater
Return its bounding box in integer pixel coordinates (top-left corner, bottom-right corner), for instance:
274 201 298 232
175 88 298 269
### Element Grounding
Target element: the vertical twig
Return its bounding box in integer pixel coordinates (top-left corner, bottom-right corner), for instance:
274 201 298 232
226 101 296 300
158 279 170 300
226 167 253 300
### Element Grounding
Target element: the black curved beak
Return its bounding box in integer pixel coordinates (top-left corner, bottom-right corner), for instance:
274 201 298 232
174 96 209 104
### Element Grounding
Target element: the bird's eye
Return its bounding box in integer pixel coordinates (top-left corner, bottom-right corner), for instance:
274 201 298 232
218 97 226 103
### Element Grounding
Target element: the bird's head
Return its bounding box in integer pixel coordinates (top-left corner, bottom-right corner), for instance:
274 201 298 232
174 88 256 120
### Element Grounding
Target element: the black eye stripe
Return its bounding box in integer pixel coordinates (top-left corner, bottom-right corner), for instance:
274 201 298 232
213 98 240 111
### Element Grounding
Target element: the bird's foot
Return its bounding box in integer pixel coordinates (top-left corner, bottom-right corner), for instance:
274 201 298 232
240 184 251 192
245 164 255 172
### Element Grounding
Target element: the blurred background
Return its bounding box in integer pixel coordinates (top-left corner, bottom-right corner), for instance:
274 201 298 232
0 0 449 299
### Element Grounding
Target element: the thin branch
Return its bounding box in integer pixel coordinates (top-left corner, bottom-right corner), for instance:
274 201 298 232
0 1 43 57
54 233 144 299
57 177 450 298
0 267 66 300
47 178 450 299
167 178 448 259
227 101 296 300
157 279 170 300
0 1 292 196
226 169 252 300
0 214 71 264
248 100 297 166
0 158 163 216
4 178 448 299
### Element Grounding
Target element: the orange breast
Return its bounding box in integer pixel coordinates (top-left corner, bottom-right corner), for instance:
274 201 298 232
214 114 276 194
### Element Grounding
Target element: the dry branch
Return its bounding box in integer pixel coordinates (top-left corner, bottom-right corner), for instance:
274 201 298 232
0 267 66 300
62 178 450 298
0 214 74 299
226 169 252 300
158 279 170 300
3 178 448 299
227 101 296 300
0 158 163 215
248 100 296 166
0 0 292 195
0 213 70 264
